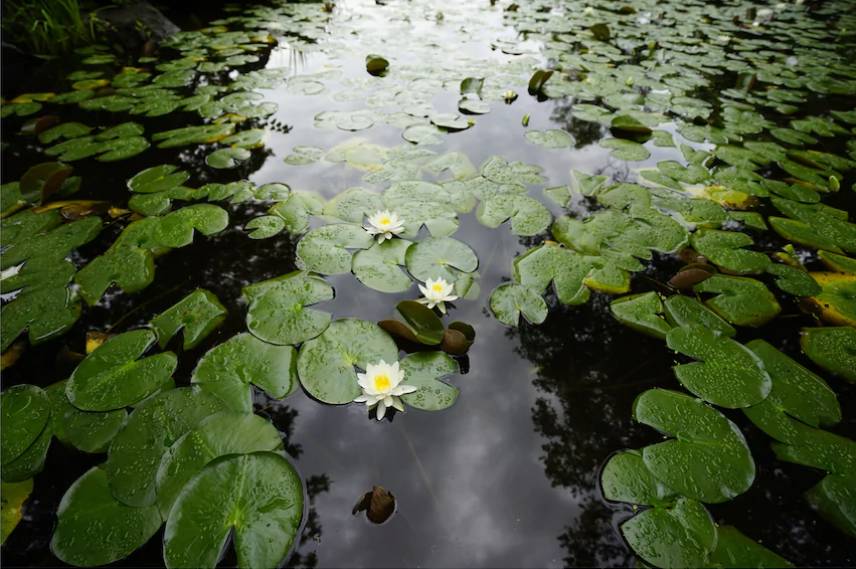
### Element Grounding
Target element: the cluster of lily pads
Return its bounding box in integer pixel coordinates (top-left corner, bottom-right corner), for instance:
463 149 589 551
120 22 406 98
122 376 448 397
1 0 856 566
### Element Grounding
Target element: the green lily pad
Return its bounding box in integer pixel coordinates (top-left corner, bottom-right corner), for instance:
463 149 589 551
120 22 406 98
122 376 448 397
51 467 162 567
243 271 333 346
206 146 251 169
610 115 653 141
284 145 324 166
151 289 226 350
662 295 735 338
524 129 573 149
622 497 716 569
476 191 552 236
633 389 755 503
1 423 51 482
155 411 284 517
742 339 840 441
297 319 398 404
1 478 32 544
600 138 650 161
801 327 856 383
489 282 548 326
152 123 235 148
601 450 676 506
806 475 856 539
46 381 127 454
710 526 793 568
104 387 226 507
807 273 856 326
163 452 303 569
393 300 445 345
690 229 770 274
399 351 460 411
66 330 176 412
766 263 820 297
296 224 374 274
610 292 672 340
192 333 298 413
403 124 444 145
1 385 50 464
268 191 325 234
38 122 92 144
694 275 781 327
352 239 413 293
245 215 285 239
666 325 771 408
405 236 478 283
221 129 265 148
128 165 190 194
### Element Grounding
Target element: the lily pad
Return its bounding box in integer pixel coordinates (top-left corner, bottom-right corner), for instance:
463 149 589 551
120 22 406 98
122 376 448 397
352 239 413 293
243 271 333 346
1 478 33 544
152 123 235 149
633 389 755 503
297 319 398 404
622 497 717 569
489 282 548 326
666 325 771 408
1 384 50 464
192 333 298 413
51 467 162 567
155 411 284 516
600 138 650 161
66 330 176 412
601 450 676 506
807 273 856 326
205 147 251 169
524 129 573 149
610 292 672 340
46 381 127 454
405 236 478 283
366 54 389 76
296 224 374 274
801 327 856 383
806 475 856 539
104 387 226 507
399 351 460 411
694 275 781 327
163 452 303 569
710 526 793 568
662 295 735 338
690 229 770 275
151 289 227 350
128 165 190 194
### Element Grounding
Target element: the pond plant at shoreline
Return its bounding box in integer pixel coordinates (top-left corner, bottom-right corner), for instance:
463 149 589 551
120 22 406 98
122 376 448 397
1 0 855 567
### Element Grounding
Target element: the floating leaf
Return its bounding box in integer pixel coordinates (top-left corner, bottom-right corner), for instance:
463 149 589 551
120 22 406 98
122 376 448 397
405 236 478 283
155 411 284 516
1 478 32 544
601 450 675 506
297 319 398 404
633 389 755 503
206 146 251 169
694 275 781 327
524 129 573 149
806 272 856 326
399 351 460 411
489 282 548 326
666 325 771 408
243 271 333 346
690 229 770 274
164 452 303 569
801 327 856 383
66 330 176 412
1 384 50 464
610 292 671 340
663 295 735 338
610 115 652 142
709 526 793 568
151 289 227 350
296 224 374 274
128 165 189 194
245 215 285 239
104 387 226 507
352 239 413 293
192 333 298 413
391 300 444 345
622 498 716 569
600 138 650 161
46 381 126 454
805 475 856 539
51 467 162 567
152 123 235 148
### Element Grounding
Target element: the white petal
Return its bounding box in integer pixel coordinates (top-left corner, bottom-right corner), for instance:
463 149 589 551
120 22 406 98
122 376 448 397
376 400 387 420
395 384 418 395
354 395 370 403
391 397 405 412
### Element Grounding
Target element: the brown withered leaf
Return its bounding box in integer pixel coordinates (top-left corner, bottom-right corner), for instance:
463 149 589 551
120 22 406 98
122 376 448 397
352 485 396 524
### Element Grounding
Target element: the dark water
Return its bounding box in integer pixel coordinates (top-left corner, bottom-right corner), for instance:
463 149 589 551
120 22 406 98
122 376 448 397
2 0 856 567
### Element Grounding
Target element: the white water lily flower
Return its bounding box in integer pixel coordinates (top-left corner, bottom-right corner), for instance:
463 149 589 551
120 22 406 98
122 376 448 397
354 360 417 420
417 277 458 314
364 210 405 242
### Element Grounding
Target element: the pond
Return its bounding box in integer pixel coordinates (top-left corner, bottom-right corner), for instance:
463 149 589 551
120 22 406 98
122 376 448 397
1 0 855 567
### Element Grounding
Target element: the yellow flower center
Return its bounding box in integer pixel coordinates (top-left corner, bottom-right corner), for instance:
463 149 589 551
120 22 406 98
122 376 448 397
431 283 444 293
373 374 392 391
379 216 391 226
